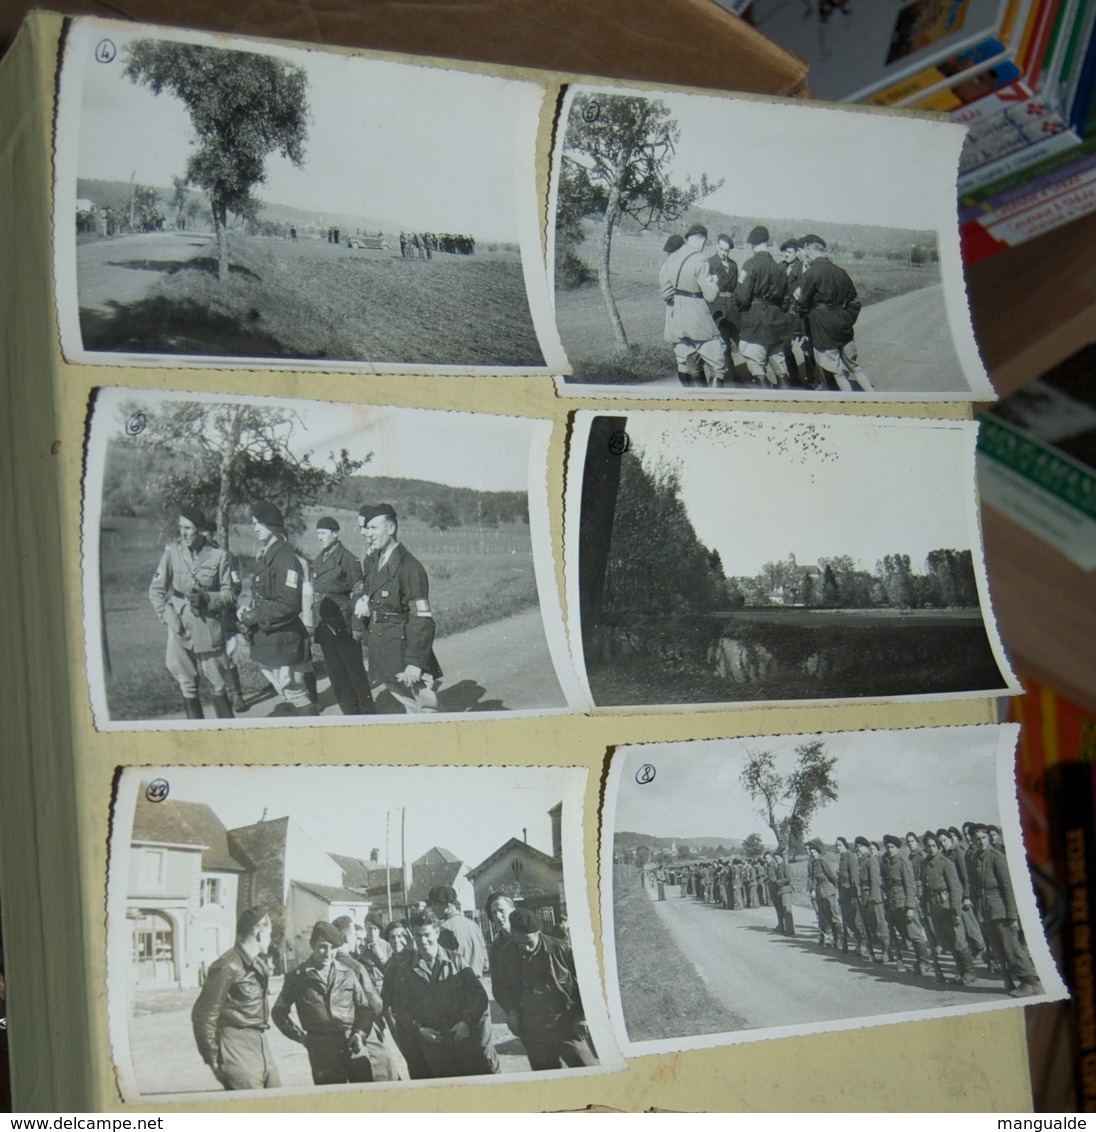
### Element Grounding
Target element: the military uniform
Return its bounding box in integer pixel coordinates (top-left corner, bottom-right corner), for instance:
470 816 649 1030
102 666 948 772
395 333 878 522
491 934 597 1071
734 251 794 386
438 911 488 976
358 542 441 708
241 535 311 712
311 538 374 715
390 947 498 1078
976 844 1038 993
659 243 726 386
921 852 976 982
794 255 873 391
808 854 841 947
857 849 888 959
272 956 381 1085
835 844 863 952
883 851 930 972
191 944 280 1090
149 538 236 710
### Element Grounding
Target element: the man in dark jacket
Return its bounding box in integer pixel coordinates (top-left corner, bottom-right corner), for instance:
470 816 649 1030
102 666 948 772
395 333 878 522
973 825 1041 996
734 225 794 388
491 908 597 1071
794 234 874 392
311 516 374 716
238 502 314 716
191 908 280 1091
806 844 840 949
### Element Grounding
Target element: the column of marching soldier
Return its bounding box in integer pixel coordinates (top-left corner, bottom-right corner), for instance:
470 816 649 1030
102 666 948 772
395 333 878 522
189 887 597 1091
149 500 441 719
644 823 1043 1000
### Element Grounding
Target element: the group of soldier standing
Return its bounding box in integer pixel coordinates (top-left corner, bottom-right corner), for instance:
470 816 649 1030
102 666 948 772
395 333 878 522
190 886 596 1091
659 223 874 392
148 500 440 720
651 821 1042 999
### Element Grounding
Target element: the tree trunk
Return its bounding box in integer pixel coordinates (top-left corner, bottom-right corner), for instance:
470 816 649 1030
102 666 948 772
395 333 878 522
214 200 229 284
216 407 243 551
598 187 629 353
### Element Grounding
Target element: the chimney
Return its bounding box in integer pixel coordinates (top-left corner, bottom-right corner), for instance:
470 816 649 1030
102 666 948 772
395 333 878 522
370 848 380 863
549 802 562 861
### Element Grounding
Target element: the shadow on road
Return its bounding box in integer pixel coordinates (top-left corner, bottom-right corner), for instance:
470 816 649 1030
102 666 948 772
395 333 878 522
107 256 261 281
80 296 290 356
437 679 505 712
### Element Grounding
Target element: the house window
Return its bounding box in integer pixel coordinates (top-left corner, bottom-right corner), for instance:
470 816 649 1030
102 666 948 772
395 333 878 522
139 849 164 888
200 877 221 907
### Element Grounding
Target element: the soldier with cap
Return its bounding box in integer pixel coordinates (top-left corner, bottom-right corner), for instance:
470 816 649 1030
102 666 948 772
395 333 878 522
484 892 516 974
734 225 795 388
794 234 874 392
272 920 383 1084
429 885 488 976
236 502 315 716
354 503 442 713
658 224 727 387
389 908 499 1079
855 836 888 962
149 505 238 719
491 907 598 1071
882 832 931 975
311 516 374 716
806 844 841 948
190 907 280 1090
920 830 978 985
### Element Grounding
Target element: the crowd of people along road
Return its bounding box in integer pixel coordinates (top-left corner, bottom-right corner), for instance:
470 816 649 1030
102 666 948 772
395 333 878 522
645 823 1043 1000
659 224 874 392
190 885 597 1092
149 501 443 720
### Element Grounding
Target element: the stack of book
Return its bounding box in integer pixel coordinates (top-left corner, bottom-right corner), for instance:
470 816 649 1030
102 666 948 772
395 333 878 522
730 0 1096 263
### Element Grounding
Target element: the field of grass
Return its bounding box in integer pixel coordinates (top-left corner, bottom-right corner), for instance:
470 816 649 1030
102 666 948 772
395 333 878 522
79 233 544 366
586 608 1006 706
612 864 744 1042
557 228 942 383
99 509 539 720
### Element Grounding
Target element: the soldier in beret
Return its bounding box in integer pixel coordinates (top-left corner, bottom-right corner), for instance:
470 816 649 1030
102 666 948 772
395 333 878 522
149 505 238 719
237 501 315 716
273 920 383 1084
354 503 442 713
734 225 794 389
490 907 597 1071
311 516 374 716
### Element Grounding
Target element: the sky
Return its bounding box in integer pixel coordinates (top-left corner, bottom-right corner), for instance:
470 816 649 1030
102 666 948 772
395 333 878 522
615 412 977 577
103 390 537 493
562 86 964 234
611 726 1006 847
126 765 569 869
70 24 541 241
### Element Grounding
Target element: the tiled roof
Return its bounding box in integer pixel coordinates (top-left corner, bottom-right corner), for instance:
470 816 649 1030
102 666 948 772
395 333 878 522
171 800 245 872
228 816 291 871
291 880 372 904
466 837 561 880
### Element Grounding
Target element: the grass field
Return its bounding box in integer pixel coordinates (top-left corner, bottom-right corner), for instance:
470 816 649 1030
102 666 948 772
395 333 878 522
557 228 942 383
79 232 545 366
586 608 1006 706
99 509 539 720
612 864 744 1042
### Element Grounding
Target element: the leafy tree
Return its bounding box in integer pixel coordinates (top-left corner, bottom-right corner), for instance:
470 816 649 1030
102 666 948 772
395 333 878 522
879 553 913 608
120 400 368 551
558 93 721 350
740 740 839 853
431 500 459 532
124 41 309 281
171 174 190 225
742 832 765 859
132 184 161 231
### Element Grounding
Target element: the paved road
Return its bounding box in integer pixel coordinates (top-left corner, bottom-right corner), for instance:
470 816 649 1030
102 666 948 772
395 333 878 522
645 886 1007 1034
77 231 214 312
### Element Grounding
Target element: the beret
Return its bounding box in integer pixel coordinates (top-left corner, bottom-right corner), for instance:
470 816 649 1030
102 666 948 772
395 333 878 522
252 501 285 528
801 233 826 248
428 885 457 905
236 907 266 937
663 234 685 254
310 920 343 946
685 223 708 239
882 834 902 848
509 908 540 934
747 225 769 245
178 505 207 529
316 516 340 532
359 502 397 524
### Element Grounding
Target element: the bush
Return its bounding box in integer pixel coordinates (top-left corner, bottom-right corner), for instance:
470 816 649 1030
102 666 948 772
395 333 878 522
556 248 594 289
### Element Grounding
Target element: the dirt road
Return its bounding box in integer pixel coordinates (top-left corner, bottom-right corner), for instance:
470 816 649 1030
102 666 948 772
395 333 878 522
77 231 214 312
644 887 1005 1035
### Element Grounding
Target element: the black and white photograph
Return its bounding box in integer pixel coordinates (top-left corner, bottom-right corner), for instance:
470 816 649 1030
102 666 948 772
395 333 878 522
600 725 1066 1056
107 764 618 1100
83 388 581 728
549 84 993 399
54 17 564 373
566 410 1017 711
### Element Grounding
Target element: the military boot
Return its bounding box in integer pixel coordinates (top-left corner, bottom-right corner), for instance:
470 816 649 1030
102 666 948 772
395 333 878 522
183 697 203 719
211 693 234 719
225 667 247 712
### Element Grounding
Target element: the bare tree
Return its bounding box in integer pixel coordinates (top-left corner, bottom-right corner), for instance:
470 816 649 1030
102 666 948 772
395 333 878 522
740 740 839 854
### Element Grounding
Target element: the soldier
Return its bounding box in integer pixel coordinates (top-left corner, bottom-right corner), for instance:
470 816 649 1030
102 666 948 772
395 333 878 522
311 516 374 716
354 503 441 713
149 506 237 719
762 852 782 930
855 836 888 962
428 885 488 977
389 909 499 1079
273 921 382 1085
794 234 874 392
938 827 986 962
972 824 1041 997
806 844 841 948
707 232 740 373
771 850 796 937
491 907 597 1071
484 892 516 974
658 224 727 387
920 831 977 986
237 502 315 716
882 833 931 975
734 225 794 389
834 836 863 954
190 908 280 1090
